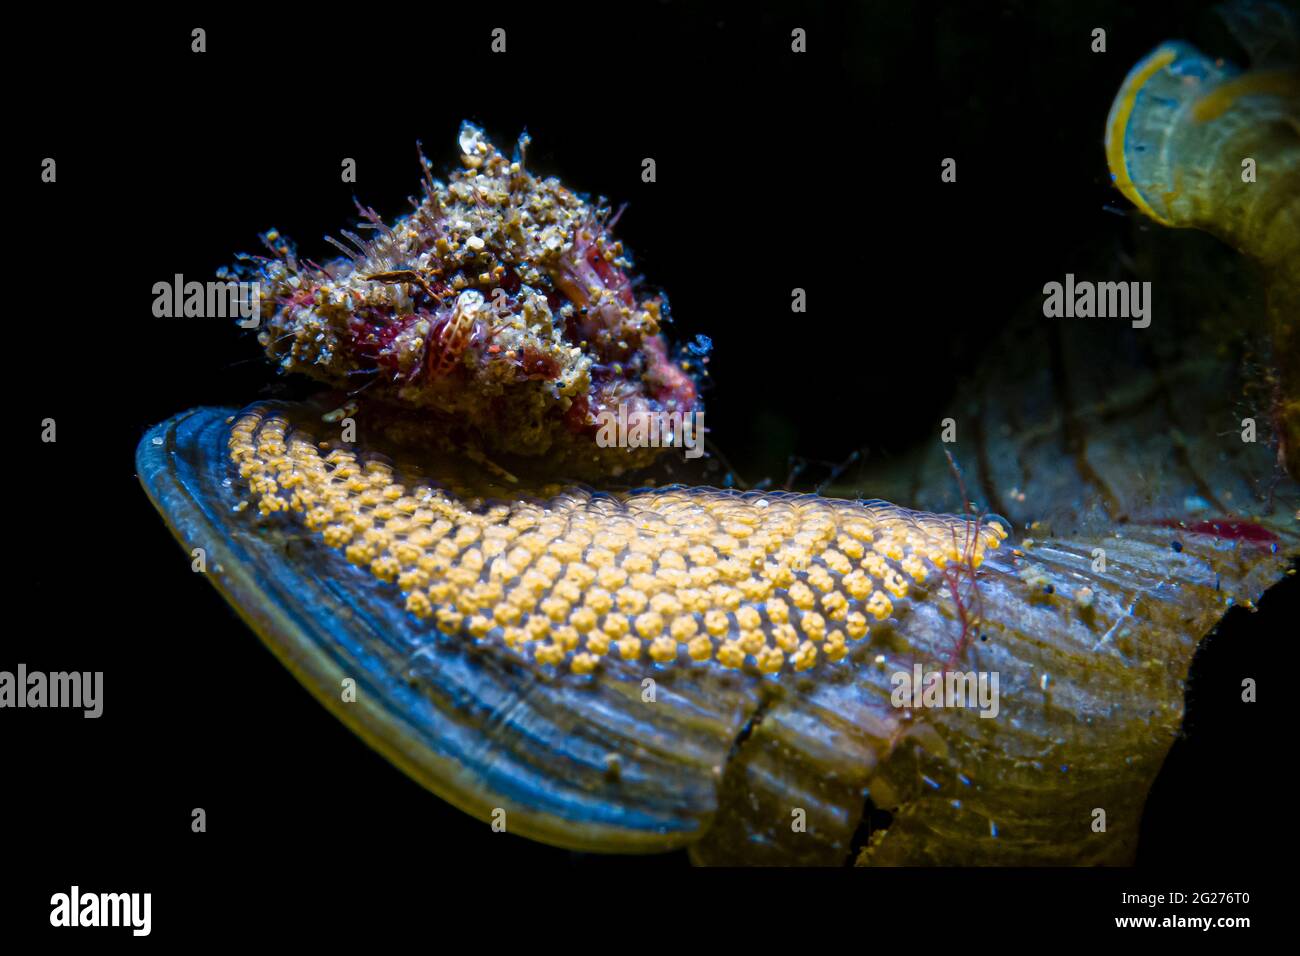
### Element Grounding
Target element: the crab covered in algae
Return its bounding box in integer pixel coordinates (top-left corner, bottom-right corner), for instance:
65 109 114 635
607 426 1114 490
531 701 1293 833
237 123 699 480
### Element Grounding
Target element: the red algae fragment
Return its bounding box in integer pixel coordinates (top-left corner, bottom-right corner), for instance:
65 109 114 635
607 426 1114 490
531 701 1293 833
1150 517 1280 545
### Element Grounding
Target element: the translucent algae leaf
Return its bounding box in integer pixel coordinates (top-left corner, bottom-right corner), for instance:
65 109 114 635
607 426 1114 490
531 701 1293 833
138 403 1296 863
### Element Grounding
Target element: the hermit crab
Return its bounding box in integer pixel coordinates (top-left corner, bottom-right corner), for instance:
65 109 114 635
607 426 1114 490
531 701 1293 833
139 18 1298 865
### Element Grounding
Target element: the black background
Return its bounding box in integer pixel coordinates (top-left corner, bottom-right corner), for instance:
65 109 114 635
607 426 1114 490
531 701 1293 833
7 0 1288 937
